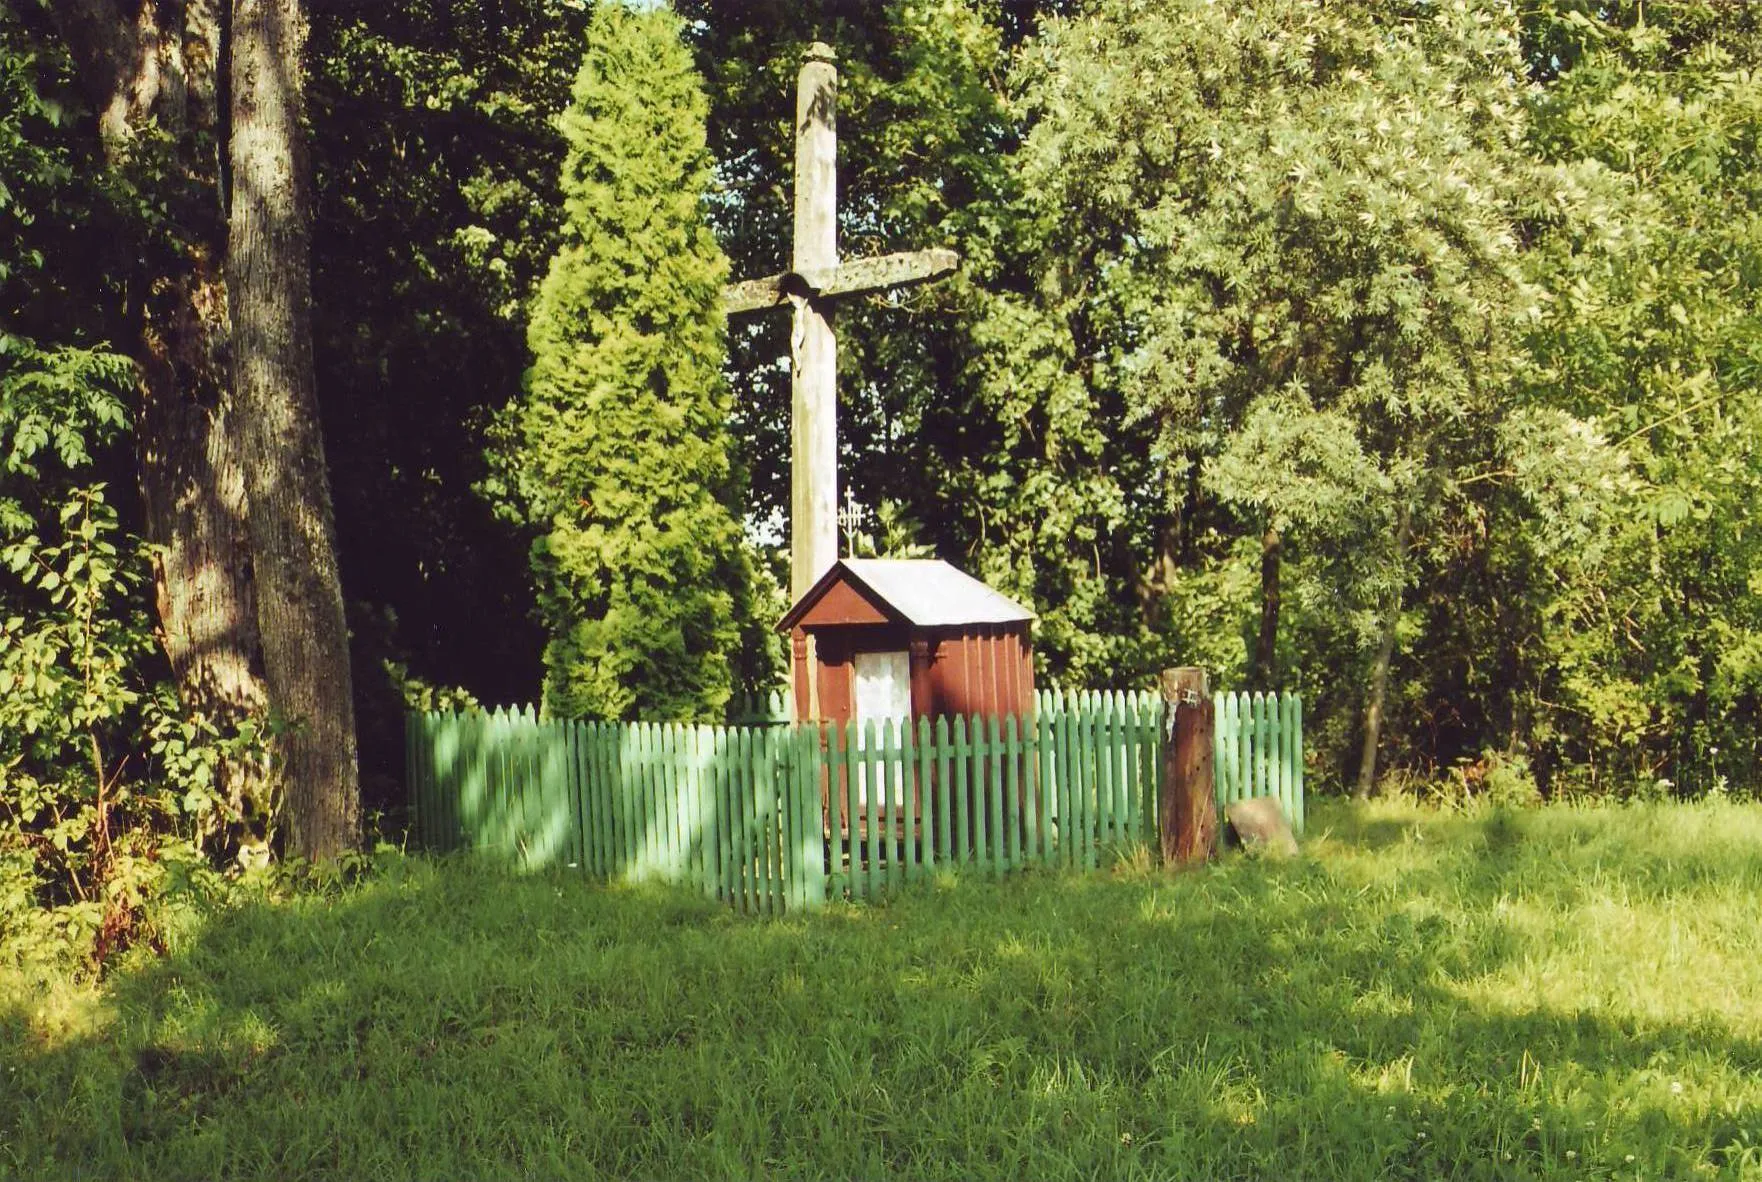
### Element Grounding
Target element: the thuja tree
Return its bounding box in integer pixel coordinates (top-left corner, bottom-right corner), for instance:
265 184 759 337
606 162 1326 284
485 3 750 722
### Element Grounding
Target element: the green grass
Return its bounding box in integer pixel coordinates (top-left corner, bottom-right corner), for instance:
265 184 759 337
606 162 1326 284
5 800 1762 1180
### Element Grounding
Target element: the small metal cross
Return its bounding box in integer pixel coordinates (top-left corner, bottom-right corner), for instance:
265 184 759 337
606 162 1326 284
837 491 865 558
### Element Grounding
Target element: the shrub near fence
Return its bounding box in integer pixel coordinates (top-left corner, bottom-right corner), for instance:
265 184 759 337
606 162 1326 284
406 689 1302 912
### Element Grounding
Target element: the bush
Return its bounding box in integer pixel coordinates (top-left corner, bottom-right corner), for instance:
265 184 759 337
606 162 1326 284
0 340 262 970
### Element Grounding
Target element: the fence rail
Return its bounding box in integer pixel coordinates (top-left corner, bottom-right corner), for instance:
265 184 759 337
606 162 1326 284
407 689 1301 912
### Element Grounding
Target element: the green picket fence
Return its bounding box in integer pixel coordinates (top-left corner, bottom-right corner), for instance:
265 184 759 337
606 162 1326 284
406 688 1301 911
1215 691 1305 836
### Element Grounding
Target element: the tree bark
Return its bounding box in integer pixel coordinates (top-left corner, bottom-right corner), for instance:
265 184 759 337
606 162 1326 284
1355 502 1413 799
229 0 360 858
50 1 274 826
1253 521 1281 687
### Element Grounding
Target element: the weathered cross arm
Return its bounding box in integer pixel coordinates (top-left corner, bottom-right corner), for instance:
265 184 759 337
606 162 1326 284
723 247 960 316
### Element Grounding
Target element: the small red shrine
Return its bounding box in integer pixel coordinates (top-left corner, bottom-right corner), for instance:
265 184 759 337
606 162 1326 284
777 559 1036 726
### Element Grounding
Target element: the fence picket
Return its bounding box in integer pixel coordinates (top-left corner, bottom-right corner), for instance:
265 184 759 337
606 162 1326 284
936 716 953 868
1005 714 1022 872
1071 704 1085 870
1214 695 1230 812
1289 697 1303 838
953 715 971 868
664 723 683 881
1021 713 1038 865
838 721 857 899
1037 709 1055 866
514 709 534 865
1273 694 1287 826
1095 697 1115 851
514 709 533 869
547 719 571 870
983 716 1003 876
658 721 677 882
755 727 774 915
581 722 599 874
903 716 919 882
1118 696 1134 844
1050 704 1064 870
522 715 541 868
480 710 500 860
685 725 704 897
1292 693 1305 834
797 724 825 908
1257 693 1272 801
419 713 437 851
1116 698 1132 846
1109 691 1126 845
895 715 909 891
1143 696 1161 842
647 722 666 881
1234 693 1247 810
444 711 458 852
972 716 990 872
682 723 700 887
862 719 881 898
406 715 421 848
717 727 735 904
771 725 792 910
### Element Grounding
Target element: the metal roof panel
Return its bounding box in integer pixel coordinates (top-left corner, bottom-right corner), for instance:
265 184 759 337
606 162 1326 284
837 558 1034 627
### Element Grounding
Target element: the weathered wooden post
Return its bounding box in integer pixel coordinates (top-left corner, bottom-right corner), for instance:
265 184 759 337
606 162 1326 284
790 42 839 604
1159 667 1217 864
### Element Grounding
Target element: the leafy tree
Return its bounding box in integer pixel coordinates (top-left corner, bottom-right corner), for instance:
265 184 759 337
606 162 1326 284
484 3 752 721
1502 4 1762 792
31 0 362 857
982 0 1558 790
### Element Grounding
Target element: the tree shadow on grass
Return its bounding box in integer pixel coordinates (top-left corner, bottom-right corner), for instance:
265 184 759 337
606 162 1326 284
5 803 1762 1180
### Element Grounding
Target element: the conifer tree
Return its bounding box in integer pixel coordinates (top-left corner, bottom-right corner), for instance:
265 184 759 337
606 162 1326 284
485 2 750 721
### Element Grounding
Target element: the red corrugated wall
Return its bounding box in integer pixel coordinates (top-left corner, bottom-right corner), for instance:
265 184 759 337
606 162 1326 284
924 622 1034 722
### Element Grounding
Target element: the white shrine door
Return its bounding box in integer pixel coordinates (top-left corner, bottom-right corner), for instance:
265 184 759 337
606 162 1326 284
852 650 911 806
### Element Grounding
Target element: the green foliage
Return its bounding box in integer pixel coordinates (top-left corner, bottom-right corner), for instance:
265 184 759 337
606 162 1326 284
1501 7 1762 791
484 4 753 722
10 800 1762 1176
0 337 272 968
969 0 1560 782
307 0 590 726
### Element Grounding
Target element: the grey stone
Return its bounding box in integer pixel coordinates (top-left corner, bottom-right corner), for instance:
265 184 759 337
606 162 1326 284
1224 795 1299 857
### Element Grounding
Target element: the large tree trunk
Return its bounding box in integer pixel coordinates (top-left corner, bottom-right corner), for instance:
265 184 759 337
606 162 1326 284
1355 502 1413 799
1253 521 1281 687
229 0 360 859
50 1 274 829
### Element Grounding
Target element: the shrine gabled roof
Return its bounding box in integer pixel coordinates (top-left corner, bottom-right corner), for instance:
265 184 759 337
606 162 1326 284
777 558 1035 633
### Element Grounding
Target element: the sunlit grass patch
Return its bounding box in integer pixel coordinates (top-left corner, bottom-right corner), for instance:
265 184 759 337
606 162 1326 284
5 799 1762 1179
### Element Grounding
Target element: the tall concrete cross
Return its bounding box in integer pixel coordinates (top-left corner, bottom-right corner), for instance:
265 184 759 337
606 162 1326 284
723 42 959 602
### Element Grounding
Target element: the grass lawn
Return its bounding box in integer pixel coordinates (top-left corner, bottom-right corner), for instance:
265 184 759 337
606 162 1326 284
5 799 1762 1180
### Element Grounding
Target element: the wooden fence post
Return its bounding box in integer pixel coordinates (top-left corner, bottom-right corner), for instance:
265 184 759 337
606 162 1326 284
1159 667 1217 865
